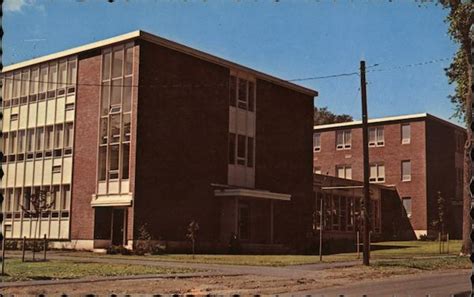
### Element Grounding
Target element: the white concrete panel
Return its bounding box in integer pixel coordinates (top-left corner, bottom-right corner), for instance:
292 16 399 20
24 161 34 186
28 103 38 128
15 162 24 186
1 165 6 188
53 157 62 166
66 94 75 104
60 220 69 239
43 159 52 185
246 112 256 137
37 101 46 126
19 105 28 129
46 100 56 125
50 221 60 239
56 97 65 124
53 172 61 184
34 160 43 186
7 163 15 187
39 220 50 238
65 110 75 122
63 157 72 184
12 222 21 238
121 180 130 193
11 106 19 115
109 180 119 194
98 182 107 194
229 107 236 133
3 109 10 131
236 109 247 135
246 168 255 188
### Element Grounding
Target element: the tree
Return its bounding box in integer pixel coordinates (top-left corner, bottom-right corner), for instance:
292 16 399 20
21 189 55 261
439 0 473 256
314 106 353 125
186 220 199 258
432 191 448 236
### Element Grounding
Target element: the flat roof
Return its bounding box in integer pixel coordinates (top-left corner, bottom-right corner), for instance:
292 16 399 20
3 30 317 97
313 113 465 131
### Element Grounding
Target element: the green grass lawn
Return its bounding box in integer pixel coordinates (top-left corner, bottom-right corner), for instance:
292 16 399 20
60 240 464 267
0 259 196 282
374 256 471 270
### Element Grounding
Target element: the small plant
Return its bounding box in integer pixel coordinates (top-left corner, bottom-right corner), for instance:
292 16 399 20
106 245 130 255
186 220 199 258
135 224 153 255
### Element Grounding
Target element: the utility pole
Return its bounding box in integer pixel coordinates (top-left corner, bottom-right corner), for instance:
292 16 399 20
360 60 371 266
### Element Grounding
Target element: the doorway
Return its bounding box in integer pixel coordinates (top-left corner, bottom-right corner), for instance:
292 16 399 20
111 208 126 246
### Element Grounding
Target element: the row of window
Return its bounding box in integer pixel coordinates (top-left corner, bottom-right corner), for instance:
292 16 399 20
7 102 75 125
2 123 74 161
2 185 71 213
314 160 412 183
3 58 77 102
3 87 76 108
313 193 380 233
313 124 412 152
229 133 254 167
229 76 255 112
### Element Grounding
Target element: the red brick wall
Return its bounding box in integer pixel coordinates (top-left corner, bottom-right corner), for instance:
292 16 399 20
71 51 101 240
133 40 229 242
256 79 314 246
314 119 428 232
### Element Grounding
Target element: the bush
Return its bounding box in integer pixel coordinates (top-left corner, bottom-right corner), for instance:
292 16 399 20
150 243 166 255
418 234 437 241
107 245 131 255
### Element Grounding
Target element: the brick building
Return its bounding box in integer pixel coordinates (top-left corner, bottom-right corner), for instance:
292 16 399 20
1 30 317 252
313 113 465 239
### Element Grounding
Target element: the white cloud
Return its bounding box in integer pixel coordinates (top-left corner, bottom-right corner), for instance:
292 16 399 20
4 0 37 13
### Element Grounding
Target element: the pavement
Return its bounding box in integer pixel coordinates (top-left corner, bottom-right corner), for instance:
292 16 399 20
293 269 472 297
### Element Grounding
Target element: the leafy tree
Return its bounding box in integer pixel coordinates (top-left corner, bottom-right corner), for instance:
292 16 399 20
438 0 473 256
314 106 353 125
21 189 54 261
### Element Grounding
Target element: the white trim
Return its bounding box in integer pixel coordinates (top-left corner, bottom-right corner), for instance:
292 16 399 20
214 188 291 201
314 113 465 131
91 193 133 206
4 30 317 97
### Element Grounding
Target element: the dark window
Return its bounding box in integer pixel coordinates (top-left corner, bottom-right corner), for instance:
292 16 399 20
229 133 236 164
229 76 236 107
247 137 254 167
237 134 246 165
122 143 130 179
248 81 254 112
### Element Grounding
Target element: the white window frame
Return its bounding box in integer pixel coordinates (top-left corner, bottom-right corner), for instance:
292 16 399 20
313 133 321 152
336 165 352 180
369 163 385 183
336 130 351 150
401 124 411 144
401 160 411 182
369 127 384 147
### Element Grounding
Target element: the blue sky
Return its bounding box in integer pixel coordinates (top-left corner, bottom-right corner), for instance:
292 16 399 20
4 0 460 125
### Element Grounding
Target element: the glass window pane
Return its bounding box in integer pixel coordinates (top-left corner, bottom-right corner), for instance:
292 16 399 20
103 51 111 80
59 61 67 88
13 73 21 98
27 129 35 152
112 49 124 78
3 134 8 155
101 81 110 116
55 124 63 148
10 132 17 153
110 114 120 143
125 47 133 75
123 114 131 142
48 64 57 91
402 124 411 142
237 134 246 158
378 165 385 178
110 78 122 106
6 75 12 99
370 165 377 179
122 143 130 179
67 60 77 85
229 133 235 164
100 118 108 145
36 127 44 151
344 131 351 146
402 198 412 217
337 167 344 178
21 71 29 97
247 137 254 167
18 130 26 153
30 69 39 95
123 77 132 112
45 126 54 150
238 79 247 102
99 147 107 181
40 67 48 93
369 128 376 143
109 144 119 171
346 167 352 179
61 185 71 210
65 123 73 148
377 127 384 143
248 81 255 112
336 131 343 147
229 76 236 107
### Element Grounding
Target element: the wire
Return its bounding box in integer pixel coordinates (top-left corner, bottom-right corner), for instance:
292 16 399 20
288 72 359 82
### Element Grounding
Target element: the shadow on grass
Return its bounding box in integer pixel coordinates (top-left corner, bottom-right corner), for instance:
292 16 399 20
369 244 416 251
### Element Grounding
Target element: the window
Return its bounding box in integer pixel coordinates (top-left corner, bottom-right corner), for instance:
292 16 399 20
98 147 107 181
36 127 44 151
18 130 26 153
10 113 19 122
336 165 352 180
30 68 39 95
55 124 63 148
229 75 255 112
237 134 246 165
45 126 54 150
61 185 71 210
313 133 321 152
229 76 236 107
229 133 236 164
401 124 411 144
52 165 61 173
10 132 17 154
237 78 248 110
247 137 254 167
27 129 35 152
336 130 351 149
48 64 57 91
39 66 48 93
401 160 411 181
122 143 130 179
65 123 74 148
314 167 322 174
402 197 412 218
67 60 77 85
369 163 385 183
369 127 384 147
65 103 75 111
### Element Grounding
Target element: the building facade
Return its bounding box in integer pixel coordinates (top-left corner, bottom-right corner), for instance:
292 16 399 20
313 113 465 239
1 31 317 252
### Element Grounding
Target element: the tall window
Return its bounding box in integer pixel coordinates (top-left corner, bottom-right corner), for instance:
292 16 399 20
369 127 384 147
336 165 352 180
229 75 255 112
229 133 254 168
402 197 412 218
369 163 385 183
313 133 321 152
99 43 133 182
401 160 411 181
336 130 351 150
401 124 411 144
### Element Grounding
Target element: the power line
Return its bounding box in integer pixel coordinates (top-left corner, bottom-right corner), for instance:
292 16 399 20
288 72 359 82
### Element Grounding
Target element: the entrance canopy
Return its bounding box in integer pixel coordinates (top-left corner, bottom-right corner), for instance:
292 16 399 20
214 188 291 201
